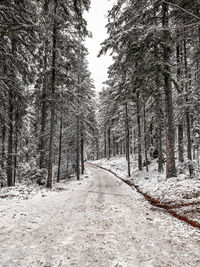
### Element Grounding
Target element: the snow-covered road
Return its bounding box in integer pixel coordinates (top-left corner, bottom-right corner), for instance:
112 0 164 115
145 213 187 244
1 164 200 267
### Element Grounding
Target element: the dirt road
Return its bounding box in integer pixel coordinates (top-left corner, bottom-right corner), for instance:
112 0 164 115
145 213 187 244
0 164 200 266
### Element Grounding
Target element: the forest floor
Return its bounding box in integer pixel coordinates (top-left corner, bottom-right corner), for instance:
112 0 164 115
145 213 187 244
0 163 200 266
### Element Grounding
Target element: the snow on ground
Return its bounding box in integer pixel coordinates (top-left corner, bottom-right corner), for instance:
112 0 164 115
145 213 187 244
0 172 90 267
1 164 200 266
0 174 89 200
93 156 200 206
0 184 48 200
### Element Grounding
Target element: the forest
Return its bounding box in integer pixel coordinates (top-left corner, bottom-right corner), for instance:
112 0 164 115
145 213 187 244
98 0 200 179
1 0 200 266
1 0 200 188
0 0 97 188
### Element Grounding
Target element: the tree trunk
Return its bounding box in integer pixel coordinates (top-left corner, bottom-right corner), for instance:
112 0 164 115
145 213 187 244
133 130 137 157
130 127 133 155
7 88 13 186
40 0 49 169
25 138 29 162
183 39 193 176
116 142 119 155
162 2 176 178
123 141 126 155
155 101 164 173
76 115 80 180
104 131 107 158
57 115 63 183
178 124 184 163
112 135 116 157
176 40 184 163
13 112 19 185
143 100 149 172
39 40 48 169
7 39 17 186
120 141 123 155
18 138 22 183
125 102 131 177
136 92 143 170
80 121 84 175
47 0 58 188
95 137 99 160
107 127 111 160
1 106 6 169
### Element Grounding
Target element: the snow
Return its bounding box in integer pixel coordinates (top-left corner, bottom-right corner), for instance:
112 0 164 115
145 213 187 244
0 184 47 200
93 157 200 206
1 165 200 266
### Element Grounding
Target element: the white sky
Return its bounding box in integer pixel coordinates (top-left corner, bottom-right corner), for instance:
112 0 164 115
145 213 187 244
84 0 115 92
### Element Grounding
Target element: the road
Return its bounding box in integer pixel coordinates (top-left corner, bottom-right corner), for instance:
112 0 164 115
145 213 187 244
0 164 200 267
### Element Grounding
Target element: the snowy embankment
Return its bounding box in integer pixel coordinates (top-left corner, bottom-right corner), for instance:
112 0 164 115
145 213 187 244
92 157 200 225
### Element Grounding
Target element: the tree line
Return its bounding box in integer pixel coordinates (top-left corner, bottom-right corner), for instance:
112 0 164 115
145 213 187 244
0 0 97 188
1 0 200 188
97 0 200 178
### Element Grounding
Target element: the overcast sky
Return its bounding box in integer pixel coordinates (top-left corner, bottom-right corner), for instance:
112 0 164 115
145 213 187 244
84 0 115 92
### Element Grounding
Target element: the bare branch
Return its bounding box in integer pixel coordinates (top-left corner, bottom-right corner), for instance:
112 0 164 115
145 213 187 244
162 0 200 20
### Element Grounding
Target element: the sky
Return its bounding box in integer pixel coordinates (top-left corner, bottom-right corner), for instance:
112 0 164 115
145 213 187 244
84 0 115 92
